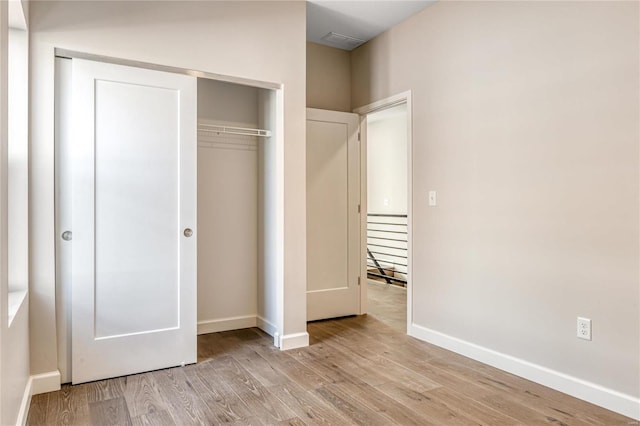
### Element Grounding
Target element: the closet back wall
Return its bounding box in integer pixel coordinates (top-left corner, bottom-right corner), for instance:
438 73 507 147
197 79 259 333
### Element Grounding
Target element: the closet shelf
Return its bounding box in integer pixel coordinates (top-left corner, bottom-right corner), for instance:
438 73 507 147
197 123 271 138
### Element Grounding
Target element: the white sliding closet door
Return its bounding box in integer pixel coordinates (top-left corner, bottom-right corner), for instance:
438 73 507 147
70 58 197 384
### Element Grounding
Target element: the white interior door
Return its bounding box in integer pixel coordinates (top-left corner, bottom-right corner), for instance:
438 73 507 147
70 58 197 384
306 108 360 321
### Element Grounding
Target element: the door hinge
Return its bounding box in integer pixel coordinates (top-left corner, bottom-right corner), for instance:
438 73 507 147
358 276 361 286
358 132 361 141
358 204 361 213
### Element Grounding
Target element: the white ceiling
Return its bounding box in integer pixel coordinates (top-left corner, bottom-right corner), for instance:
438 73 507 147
307 0 437 50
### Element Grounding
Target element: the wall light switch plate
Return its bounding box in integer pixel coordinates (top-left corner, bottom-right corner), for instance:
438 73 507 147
428 191 437 206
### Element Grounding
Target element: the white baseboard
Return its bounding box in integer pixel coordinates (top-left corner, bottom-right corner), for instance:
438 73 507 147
279 332 309 351
197 315 257 335
31 371 61 395
16 376 32 426
256 315 277 337
409 323 640 421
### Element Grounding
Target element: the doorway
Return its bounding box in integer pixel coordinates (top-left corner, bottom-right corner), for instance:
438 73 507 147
356 95 412 333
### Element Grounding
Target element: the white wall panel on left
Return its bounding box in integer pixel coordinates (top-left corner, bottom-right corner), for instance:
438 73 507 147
2 1 32 424
7 27 28 302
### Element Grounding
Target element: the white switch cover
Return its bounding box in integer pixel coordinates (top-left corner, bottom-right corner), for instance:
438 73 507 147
428 191 437 206
383 198 390 206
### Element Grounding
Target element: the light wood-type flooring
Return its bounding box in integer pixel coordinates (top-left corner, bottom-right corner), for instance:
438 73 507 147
27 314 633 424
366 280 407 332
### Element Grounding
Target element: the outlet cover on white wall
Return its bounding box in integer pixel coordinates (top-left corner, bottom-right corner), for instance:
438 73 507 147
577 317 591 341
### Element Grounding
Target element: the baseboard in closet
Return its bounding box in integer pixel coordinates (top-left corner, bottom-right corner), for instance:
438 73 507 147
197 315 257 335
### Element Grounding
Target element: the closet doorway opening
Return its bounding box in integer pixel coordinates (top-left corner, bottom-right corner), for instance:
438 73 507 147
357 95 411 334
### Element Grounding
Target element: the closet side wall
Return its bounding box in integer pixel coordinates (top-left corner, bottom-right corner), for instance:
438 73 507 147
197 79 259 333
257 89 281 337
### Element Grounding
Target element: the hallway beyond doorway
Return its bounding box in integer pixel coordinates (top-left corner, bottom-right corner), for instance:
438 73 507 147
366 280 406 332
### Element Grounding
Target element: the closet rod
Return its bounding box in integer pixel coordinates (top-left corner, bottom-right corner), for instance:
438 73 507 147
197 123 271 138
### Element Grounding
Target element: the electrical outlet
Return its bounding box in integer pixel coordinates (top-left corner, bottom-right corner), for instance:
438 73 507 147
577 317 591 341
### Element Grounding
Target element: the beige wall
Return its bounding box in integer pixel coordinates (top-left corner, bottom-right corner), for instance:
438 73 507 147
352 0 639 405
307 42 350 112
29 0 307 380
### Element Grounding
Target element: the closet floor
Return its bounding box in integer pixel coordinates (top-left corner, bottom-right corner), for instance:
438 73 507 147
27 316 632 425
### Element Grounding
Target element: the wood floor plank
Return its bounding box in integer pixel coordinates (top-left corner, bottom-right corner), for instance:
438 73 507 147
130 409 175 426
330 380 432 426
277 417 307 426
267 382 354 425
314 385 389 426
234 387 297 424
231 346 290 388
287 342 371 386
85 377 126 403
44 384 90 426
88 396 132 426
121 372 165 418
247 340 329 391
151 366 218 425
320 335 441 391
376 380 504 425
418 386 524 425
208 355 297 423
25 393 49 425
209 355 273 396
182 360 257 424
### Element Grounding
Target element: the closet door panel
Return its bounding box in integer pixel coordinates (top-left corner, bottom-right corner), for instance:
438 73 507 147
93 79 180 337
71 58 197 384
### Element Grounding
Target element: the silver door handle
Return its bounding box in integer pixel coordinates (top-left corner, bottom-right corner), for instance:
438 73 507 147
183 228 193 237
61 231 72 241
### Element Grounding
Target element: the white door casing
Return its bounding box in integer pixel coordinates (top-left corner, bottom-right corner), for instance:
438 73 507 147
306 108 360 321
70 58 197 384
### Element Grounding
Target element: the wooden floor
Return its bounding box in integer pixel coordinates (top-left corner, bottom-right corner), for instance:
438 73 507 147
366 280 406 332
27 318 633 425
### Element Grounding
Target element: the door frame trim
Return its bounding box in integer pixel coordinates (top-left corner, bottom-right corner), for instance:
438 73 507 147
353 91 413 333
55 49 282 91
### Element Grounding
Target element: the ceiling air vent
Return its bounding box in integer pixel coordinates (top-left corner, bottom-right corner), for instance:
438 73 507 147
321 32 365 51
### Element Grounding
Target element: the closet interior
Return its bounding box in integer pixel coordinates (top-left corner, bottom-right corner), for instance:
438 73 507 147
196 78 278 337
